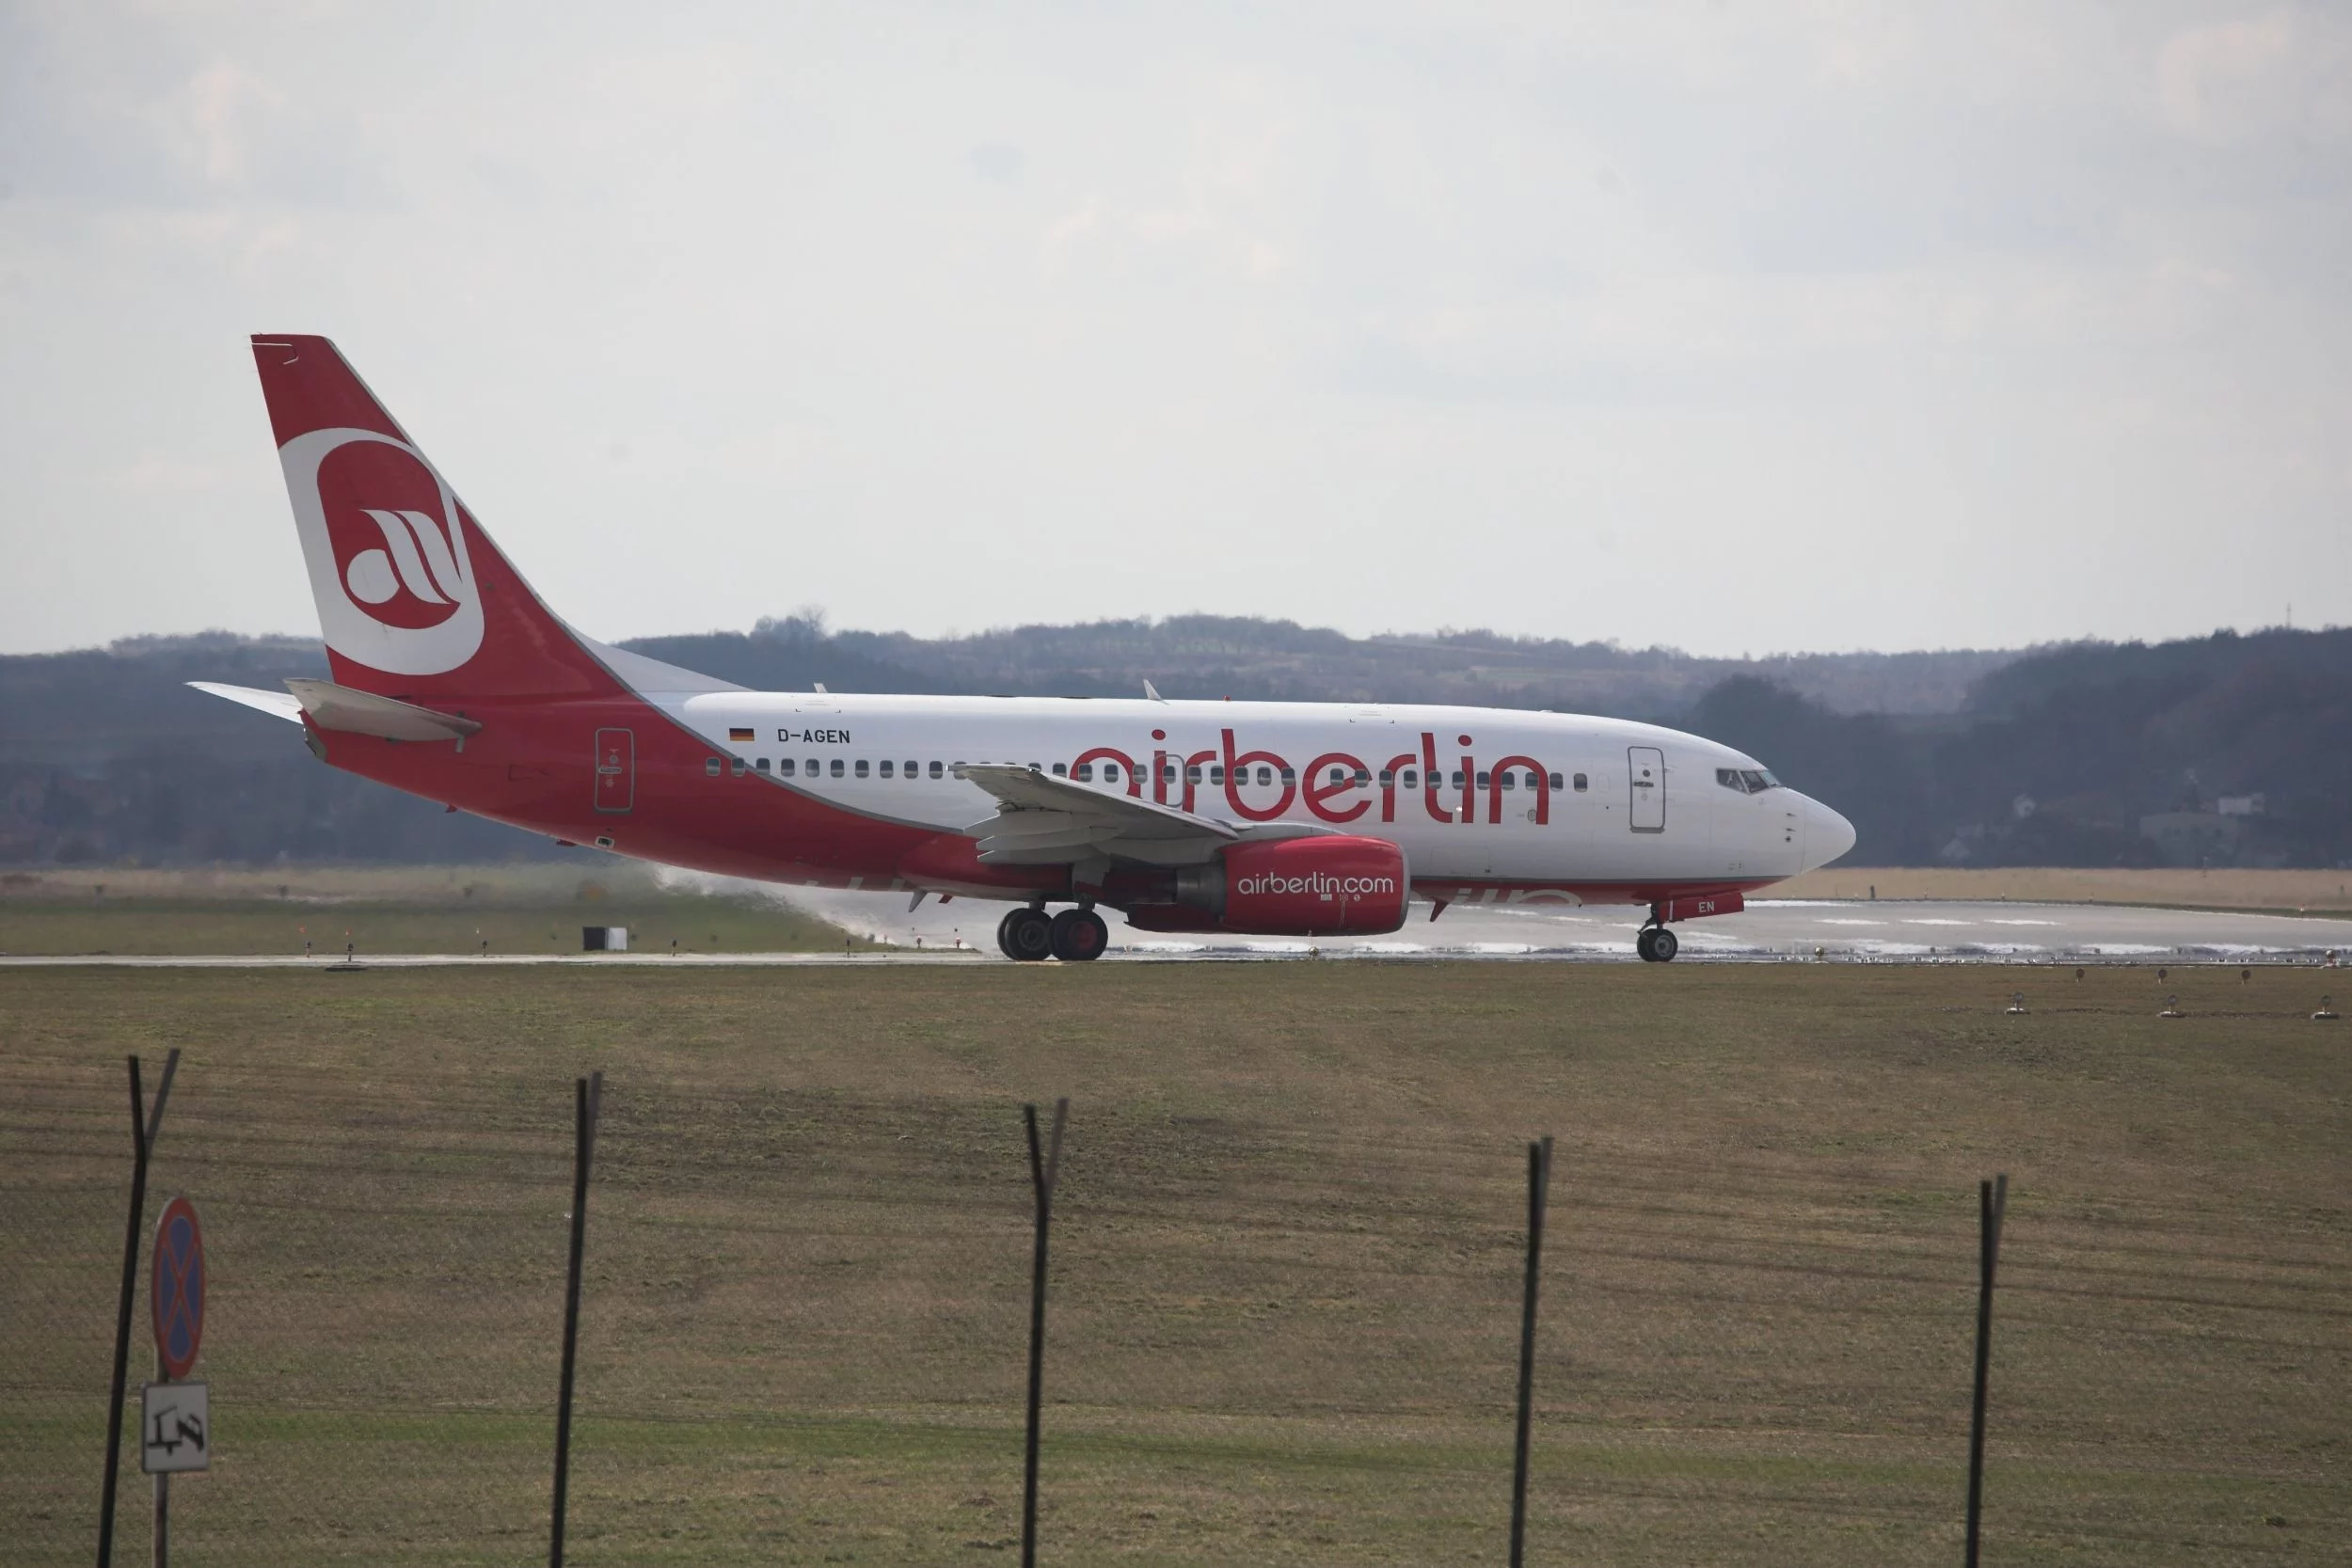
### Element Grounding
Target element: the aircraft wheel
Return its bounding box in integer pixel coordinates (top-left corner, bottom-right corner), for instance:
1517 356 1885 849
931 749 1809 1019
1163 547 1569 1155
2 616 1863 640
995 909 1023 959
1002 907 1056 962
1050 908 1108 962
1634 927 1659 962
1649 927 1679 963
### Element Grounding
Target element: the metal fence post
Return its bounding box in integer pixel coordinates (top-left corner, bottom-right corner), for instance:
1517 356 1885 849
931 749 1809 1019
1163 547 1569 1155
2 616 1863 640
1022 1099 1068 1568
98 1049 177 1568
1511 1135 1553 1568
548 1071 602 1568
1964 1173 2008 1568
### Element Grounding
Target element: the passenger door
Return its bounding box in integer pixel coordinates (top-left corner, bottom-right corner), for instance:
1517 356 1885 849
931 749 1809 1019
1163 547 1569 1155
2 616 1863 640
1628 746 1664 832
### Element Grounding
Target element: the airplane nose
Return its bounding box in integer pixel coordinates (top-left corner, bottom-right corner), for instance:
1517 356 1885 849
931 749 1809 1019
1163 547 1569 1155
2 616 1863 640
1800 794 1857 870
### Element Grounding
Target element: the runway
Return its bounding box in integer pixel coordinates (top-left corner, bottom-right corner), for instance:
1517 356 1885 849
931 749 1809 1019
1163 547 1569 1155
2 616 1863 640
10 897 2349 966
792 891 2352 962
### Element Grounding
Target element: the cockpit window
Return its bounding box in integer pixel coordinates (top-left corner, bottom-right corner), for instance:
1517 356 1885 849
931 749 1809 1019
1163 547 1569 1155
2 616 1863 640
1718 768 1783 794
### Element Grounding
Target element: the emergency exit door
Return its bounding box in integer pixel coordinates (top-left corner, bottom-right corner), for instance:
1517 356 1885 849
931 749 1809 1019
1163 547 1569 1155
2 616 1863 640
594 728 634 813
1628 746 1664 832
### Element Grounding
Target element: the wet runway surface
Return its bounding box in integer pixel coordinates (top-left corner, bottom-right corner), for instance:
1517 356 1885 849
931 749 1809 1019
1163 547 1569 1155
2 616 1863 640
794 892 2352 962
19 896 2336 966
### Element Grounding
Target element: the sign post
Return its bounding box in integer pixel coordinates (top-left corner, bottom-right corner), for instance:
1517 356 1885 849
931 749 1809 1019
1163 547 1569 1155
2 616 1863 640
141 1195 208 1567
99 1050 178 1568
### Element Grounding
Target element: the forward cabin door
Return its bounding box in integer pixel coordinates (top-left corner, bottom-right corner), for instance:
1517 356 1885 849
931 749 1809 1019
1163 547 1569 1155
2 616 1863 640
594 728 635 813
1628 746 1664 832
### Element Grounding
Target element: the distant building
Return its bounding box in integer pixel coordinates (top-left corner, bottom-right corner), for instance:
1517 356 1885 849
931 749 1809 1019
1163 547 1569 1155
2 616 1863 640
2217 794 2265 817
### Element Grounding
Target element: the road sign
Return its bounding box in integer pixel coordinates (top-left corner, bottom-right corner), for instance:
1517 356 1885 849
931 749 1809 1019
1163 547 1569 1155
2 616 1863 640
151 1196 205 1380
140 1381 209 1474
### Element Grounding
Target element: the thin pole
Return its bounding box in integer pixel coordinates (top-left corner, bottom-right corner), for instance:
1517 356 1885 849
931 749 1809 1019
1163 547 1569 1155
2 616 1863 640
1510 1135 1554 1568
548 1071 601 1568
1021 1099 1068 1568
99 1049 177 1568
151 1343 167 1568
1964 1173 2008 1568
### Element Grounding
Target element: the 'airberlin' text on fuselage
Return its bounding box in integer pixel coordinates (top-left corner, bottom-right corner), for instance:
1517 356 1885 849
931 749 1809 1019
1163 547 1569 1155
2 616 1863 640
1072 729 1555 826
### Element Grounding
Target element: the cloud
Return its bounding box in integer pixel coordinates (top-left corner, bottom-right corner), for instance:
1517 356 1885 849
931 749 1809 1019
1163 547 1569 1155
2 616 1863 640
2157 7 2352 145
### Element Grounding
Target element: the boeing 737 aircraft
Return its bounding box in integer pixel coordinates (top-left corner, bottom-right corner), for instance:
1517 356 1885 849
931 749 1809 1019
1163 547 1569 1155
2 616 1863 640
196 336 1855 961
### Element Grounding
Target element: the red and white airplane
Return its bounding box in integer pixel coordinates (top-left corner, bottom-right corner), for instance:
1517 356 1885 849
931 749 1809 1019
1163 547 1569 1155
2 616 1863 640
195 335 1854 961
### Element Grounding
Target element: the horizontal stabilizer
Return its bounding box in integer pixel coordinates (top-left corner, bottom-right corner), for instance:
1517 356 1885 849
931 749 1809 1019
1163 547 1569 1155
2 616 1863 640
282 678 484 742
187 681 306 724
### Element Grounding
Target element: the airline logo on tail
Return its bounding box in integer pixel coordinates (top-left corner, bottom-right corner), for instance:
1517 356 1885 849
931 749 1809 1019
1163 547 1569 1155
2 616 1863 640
280 426 483 675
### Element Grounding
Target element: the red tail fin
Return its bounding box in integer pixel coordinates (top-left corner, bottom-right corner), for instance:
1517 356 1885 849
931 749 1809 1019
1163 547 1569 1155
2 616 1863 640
251 335 612 702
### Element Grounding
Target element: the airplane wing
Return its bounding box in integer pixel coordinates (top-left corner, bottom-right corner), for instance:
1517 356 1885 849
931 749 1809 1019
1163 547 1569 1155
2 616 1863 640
959 763 1334 866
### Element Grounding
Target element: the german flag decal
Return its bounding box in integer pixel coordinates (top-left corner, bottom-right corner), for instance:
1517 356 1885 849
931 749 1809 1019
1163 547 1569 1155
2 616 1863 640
728 727 755 742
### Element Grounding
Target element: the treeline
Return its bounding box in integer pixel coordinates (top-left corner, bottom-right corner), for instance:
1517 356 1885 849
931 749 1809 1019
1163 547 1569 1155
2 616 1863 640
2 620 2345 868
1691 627 2352 866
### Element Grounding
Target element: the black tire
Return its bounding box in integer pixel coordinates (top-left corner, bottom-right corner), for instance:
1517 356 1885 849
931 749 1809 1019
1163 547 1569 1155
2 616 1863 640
1050 908 1109 962
994 909 1024 960
1635 927 1659 962
1003 907 1055 962
1650 927 1679 963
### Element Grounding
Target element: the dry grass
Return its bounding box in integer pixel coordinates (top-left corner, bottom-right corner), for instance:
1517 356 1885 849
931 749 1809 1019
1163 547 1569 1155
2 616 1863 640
1778 865 2352 912
0 864 862 956
3 963 2346 1565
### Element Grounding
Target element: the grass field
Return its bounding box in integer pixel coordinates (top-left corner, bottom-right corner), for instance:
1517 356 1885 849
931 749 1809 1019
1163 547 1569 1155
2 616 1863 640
4 963 2347 1565
1779 865 2352 913
0 865 875 957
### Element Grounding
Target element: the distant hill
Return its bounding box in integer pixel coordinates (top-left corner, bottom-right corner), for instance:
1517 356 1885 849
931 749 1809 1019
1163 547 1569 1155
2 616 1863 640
3 618 2340 870
1687 627 2352 868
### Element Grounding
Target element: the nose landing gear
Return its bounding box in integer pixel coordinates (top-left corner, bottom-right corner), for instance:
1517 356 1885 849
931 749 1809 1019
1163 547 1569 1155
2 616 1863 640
1635 917 1679 963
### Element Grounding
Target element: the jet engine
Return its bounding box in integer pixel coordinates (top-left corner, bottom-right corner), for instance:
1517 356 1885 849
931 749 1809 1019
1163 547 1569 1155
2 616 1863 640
1117 836 1410 936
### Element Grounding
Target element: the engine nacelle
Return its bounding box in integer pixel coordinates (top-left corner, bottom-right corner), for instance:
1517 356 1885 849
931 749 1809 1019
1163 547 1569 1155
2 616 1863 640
1122 836 1410 936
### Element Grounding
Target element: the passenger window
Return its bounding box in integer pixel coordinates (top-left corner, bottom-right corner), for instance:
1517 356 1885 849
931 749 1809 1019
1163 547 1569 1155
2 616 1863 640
1500 770 1515 789
1451 770 1465 788
1186 765 1202 784
730 757 747 777
1354 768 1370 787
1257 766 1273 786
1279 768 1295 785
904 760 916 778
1378 769 1394 788
1476 770 1490 789
930 760 944 779
1210 766 1225 784
1568 773 1583 792
1161 763 1177 782
879 760 894 778
1075 763 1093 782
1052 762 1067 776
853 759 868 778
1403 768 1418 788
830 759 845 778
755 757 771 773
1029 762 1042 773
778 758 796 777
705 757 721 776
806 757 819 776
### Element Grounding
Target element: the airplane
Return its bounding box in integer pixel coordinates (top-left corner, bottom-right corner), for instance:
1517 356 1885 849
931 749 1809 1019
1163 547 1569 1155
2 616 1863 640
194 335 1855 963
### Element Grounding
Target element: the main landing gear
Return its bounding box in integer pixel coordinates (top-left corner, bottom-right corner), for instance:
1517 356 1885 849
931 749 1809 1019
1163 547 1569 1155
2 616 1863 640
996 905 1108 962
1635 917 1679 963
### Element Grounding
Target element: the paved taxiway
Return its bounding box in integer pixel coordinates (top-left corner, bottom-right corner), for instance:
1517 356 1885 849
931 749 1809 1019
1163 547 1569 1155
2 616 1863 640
16 896 2335 965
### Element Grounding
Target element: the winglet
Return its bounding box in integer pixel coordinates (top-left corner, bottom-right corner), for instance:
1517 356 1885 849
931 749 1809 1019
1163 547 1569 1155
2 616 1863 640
1144 679 1165 702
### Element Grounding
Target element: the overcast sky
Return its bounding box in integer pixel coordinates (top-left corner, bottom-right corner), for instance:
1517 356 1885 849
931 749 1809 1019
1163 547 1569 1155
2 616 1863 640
4 2 2348 657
